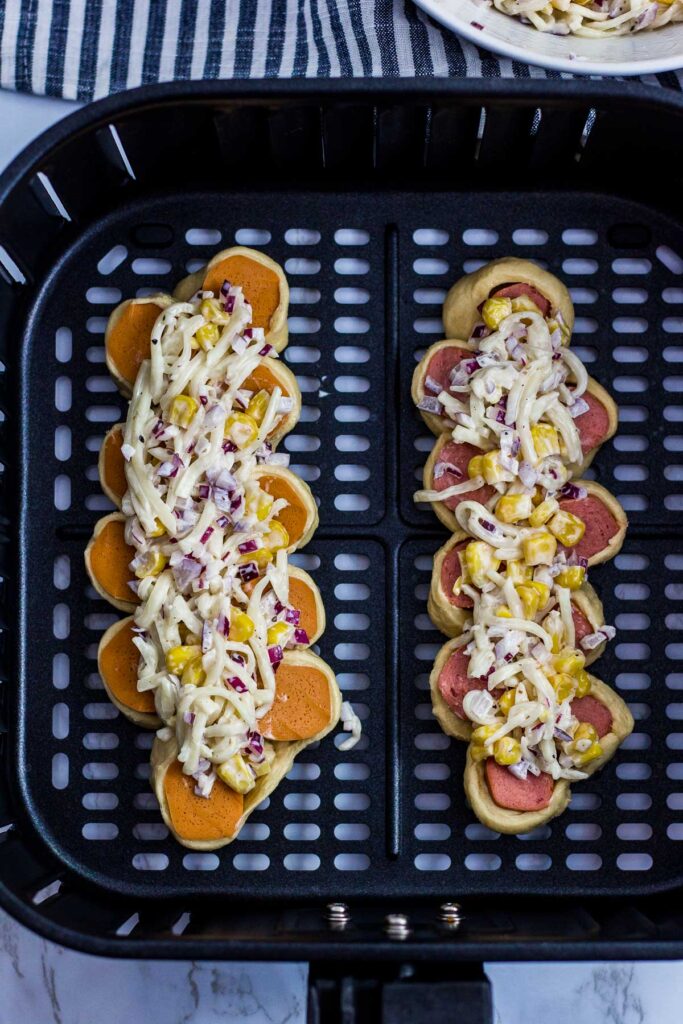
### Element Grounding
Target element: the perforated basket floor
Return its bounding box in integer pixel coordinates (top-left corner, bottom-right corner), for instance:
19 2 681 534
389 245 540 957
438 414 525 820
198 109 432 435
15 187 683 900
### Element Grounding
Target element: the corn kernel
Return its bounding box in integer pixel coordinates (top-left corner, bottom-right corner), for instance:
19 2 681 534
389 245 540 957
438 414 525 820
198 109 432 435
229 612 255 643
464 541 501 588
516 583 540 619
200 297 225 321
264 521 289 552
166 645 202 675
529 580 550 608
573 741 603 766
529 497 559 528
506 560 532 584
482 296 513 330
575 669 592 698
498 690 516 715
496 493 533 524
238 546 273 568
134 550 168 578
181 657 206 688
471 724 499 745
553 648 586 675
531 423 561 461
511 295 541 314
217 754 256 794
195 322 220 351
548 510 586 548
468 454 485 479
267 622 290 646
550 672 576 702
169 394 199 428
555 566 586 590
522 530 557 567
148 518 165 538
481 449 506 485
225 412 259 449
247 389 270 424
573 721 598 747
531 487 545 507
494 736 521 766
496 605 513 618
251 745 275 778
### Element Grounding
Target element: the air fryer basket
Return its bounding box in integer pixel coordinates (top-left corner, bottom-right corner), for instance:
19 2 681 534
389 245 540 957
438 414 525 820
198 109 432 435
0 81 682 965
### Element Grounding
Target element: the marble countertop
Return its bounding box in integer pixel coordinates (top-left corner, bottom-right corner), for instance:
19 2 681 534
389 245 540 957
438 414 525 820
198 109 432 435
0 86 681 1024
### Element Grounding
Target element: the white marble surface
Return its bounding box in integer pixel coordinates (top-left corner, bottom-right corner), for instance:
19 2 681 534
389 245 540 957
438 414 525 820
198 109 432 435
0 86 682 1023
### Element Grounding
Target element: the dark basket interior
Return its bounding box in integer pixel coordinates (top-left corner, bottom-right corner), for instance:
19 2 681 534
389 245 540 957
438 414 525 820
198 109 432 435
0 80 682 959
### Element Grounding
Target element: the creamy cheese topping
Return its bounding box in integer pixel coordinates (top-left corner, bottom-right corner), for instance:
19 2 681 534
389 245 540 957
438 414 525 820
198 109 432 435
490 0 681 38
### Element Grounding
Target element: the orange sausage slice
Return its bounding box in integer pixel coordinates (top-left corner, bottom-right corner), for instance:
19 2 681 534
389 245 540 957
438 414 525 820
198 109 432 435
204 255 280 332
260 658 334 742
85 514 137 611
105 296 170 393
288 572 322 644
163 758 244 843
98 617 156 717
254 467 318 550
98 424 127 507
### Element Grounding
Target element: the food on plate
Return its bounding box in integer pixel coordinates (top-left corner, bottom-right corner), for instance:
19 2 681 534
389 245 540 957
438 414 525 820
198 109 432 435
490 0 682 39
174 246 289 353
415 258 631 834
442 257 574 342
87 249 351 847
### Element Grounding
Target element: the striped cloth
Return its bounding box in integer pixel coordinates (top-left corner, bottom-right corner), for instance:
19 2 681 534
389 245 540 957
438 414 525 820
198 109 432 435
0 0 681 101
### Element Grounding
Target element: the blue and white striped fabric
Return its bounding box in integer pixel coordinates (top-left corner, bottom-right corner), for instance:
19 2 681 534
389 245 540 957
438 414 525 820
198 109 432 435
0 0 681 101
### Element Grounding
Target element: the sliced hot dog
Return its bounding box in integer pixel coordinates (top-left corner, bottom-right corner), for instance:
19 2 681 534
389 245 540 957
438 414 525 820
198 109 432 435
203 255 280 332
105 296 171 393
438 647 488 720
432 440 495 512
490 282 551 317
254 467 318 550
98 617 155 716
559 493 621 562
163 757 244 843
571 695 613 738
571 603 594 646
440 541 473 609
85 514 137 609
485 758 554 812
99 424 127 507
426 345 472 394
574 391 611 455
287 571 323 644
259 655 335 742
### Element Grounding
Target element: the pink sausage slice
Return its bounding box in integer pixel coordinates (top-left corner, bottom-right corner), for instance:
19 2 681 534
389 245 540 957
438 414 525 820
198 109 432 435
574 391 610 455
571 603 593 646
571 695 613 738
433 441 496 512
426 345 471 394
440 542 473 609
485 758 554 812
490 282 551 318
438 648 488 720
559 495 620 561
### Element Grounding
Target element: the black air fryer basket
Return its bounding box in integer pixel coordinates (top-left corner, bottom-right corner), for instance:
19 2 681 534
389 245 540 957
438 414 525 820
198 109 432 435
0 80 682 1015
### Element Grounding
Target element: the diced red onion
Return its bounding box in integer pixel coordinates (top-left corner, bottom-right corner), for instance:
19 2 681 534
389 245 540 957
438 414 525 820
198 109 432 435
246 731 263 756
518 461 537 489
231 652 245 666
232 336 248 355
417 396 443 415
223 439 237 454
471 323 489 340
173 557 203 590
200 526 214 545
227 676 248 693
285 607 301 625
238 539 259 555
479 518 496 534
293 627 309 645
268 645 283 665
278 397 294 414
273 600 284 615
424 375 442 395
216 515 230 529
580 632 606 651
558 482 587 500
201 620 212 653
507 760 529 781
554 726 573 743
238 562 259 583
266 452 290 466
204 404 226 430
183 711 196 725
569 397 590 419
434 461 462 481
258 343 273 357
127 580 139 595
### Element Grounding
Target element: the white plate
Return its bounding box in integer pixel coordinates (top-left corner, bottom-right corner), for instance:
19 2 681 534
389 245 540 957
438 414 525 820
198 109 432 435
413 0 683 75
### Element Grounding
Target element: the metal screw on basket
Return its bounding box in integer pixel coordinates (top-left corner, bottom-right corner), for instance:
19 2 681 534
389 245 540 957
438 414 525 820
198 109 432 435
384 913 411 941
325 902 351 931
439 902 462 930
